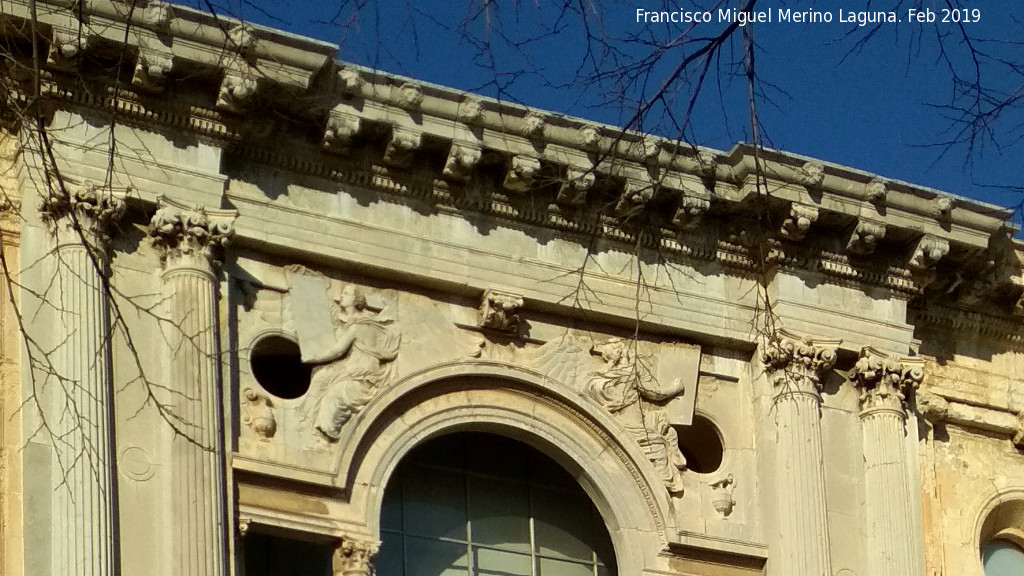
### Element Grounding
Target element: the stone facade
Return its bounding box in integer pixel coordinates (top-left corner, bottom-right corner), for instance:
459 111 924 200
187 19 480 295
0 2 1022 575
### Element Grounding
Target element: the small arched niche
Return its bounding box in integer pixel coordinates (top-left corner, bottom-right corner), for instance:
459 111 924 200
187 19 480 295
979 498 1024 576
377 431 618 576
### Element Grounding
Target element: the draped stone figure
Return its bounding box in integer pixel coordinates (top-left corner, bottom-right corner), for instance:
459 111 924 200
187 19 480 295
297 283 400 443
587 338 688 494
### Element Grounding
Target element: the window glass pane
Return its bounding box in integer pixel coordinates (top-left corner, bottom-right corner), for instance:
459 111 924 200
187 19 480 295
405 536 470 576
474 547 533 576
534 487 593 561
538 556 594 576
402 467 466 540
468 476 531 553
378 532 405 576
467 434 528 480
381 480 403 531
983 540 1024 576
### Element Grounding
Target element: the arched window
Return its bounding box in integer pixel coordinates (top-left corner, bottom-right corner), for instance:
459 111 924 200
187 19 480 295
378 432 617 576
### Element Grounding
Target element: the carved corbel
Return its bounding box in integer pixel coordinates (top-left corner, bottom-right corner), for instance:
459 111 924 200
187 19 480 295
443 142 482 181
761 330 840 395
557 168 595 205
851 348 923 414
909 234 950 271
323 111 361 153
865 179 887 204
614 178 655 218
217 70 258 113
846 219 886 256
522 113 546 139
779 204 819 241
503 156 541 192
336 67 365 97
800 161 825 188
48 29 90 69
332 538 379 576
479 289 524 334
132 49 174 92
672 195 709 230
384 129 421 167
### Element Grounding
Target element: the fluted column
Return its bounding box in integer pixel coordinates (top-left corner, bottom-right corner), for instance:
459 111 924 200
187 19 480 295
852 349 924 576
761 331 839 576
149 198 235 576
42 182 124 576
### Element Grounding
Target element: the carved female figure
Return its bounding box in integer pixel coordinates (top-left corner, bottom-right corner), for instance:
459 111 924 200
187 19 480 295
297 284 400 443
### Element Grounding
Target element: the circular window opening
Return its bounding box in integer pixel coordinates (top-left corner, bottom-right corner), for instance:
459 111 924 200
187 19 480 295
249 335 311 399
983 539 1024 575
675 415 724 474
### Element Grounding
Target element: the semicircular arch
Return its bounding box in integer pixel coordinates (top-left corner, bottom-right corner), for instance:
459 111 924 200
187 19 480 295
333 361 677 573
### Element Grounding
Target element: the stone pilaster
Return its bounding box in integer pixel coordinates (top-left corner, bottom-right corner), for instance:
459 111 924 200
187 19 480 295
761 331 839 576
41 182 125 576
852 349 924 576
149 198 235 576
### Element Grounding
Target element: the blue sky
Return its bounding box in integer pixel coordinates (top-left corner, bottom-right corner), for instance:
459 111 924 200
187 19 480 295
210 0 1024 219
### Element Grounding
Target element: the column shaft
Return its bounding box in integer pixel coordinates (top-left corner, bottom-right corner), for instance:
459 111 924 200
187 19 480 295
862 409 920 576
164 263 226 576
774 390 832 576
50 241 116 576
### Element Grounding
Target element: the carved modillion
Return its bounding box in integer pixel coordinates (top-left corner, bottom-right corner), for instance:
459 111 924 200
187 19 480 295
384 129 421 168
323 111 361 153
780 204 819 241
503 156 541 192
442 142 482 181
614 178 655 218
217 70 258 113
558 168 594 205
133 49 174 92
672 195 709 230
846 219 886 256
909 234 950 271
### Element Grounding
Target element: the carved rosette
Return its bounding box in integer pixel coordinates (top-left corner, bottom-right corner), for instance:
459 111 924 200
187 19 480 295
761 333 839 397
40 181 126 251
851 349 924 415
333 538 379 576
148 199 235 273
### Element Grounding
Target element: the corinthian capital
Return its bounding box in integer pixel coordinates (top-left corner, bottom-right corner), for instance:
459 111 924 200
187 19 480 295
40 180 126 248
332 538 378 576
852 348 924 414
761 330 840 395
148 197 236 271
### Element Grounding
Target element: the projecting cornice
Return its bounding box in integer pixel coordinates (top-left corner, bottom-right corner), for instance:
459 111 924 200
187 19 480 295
3 0 1023 316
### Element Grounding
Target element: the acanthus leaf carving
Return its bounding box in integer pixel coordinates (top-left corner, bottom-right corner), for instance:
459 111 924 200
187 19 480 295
332 538 379 576
132 49 174 92
40 180 126 248
614 178 655 219
148 197 236 269
503 156 541 193
217 70 258 113
479 289 523 334
586 338 687 495
48 28 90 69
909 234 950 272
761 331 840 395
851 348 923 414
